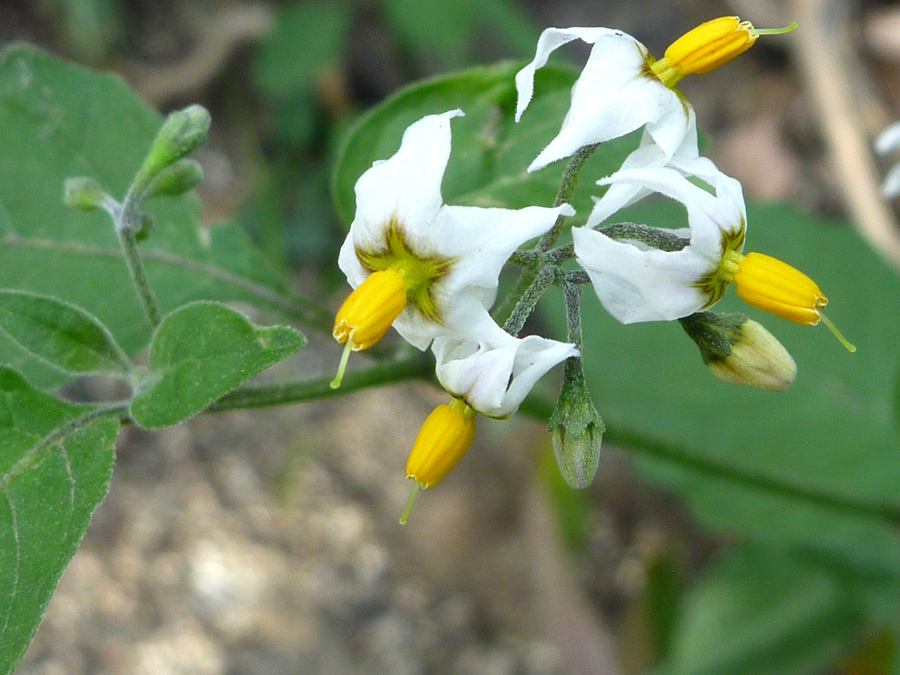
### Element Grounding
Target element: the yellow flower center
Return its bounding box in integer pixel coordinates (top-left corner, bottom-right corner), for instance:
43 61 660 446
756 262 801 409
401 398 477 524
331 216 457 389
649 16 797 88
356 216 455 324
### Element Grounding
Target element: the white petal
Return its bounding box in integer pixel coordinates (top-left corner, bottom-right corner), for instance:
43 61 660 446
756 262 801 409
875 121 900 155
573 226 711 322
882 164 900 199
586 127 705 228
433 326 578 418
427 203 574 306
522 30 694 172
350 110 463 252
592 165 744 261
337 232 366 288
515 27 624 123
394 292 500 351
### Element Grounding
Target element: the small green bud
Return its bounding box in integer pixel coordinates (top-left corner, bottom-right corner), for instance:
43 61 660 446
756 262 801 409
144 159 204 199
548 361 604 489
63 176 107 212
134 213 155 242
141 104 211 181
680 311 797 391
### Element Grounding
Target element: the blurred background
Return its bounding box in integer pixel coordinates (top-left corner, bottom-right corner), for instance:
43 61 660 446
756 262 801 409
4 0 900 673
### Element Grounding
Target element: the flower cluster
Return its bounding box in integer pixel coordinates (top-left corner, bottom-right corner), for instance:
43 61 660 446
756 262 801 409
332 17 853 520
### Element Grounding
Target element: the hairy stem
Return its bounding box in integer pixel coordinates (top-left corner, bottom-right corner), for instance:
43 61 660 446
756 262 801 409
207 351 434 412
503 265 555 337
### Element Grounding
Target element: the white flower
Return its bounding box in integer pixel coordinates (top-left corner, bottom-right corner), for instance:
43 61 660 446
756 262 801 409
336 110 574 352
573 161 747 323
432 321 578 418
572 162 855 351
875 121 900 199
514 17 793 174
584 129 706 228
515 27 697 173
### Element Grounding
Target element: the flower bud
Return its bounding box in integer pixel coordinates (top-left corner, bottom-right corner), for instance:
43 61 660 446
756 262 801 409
679 311 797 391
140 105 211 182
406 399 477 489
547 361 604 489
144 159 204 199
63 176 107 212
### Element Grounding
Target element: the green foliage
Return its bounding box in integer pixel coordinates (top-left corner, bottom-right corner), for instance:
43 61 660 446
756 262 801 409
0 43 316 673
652 544 862 675
0 44 317 389
0 290 131 377
130 302 305 428
0 367 118 675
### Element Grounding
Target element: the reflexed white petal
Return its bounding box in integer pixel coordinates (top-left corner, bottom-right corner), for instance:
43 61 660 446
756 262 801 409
517 27 695 172
433 326 578 418
430 203 574 304
875 121 900 155
573 226 710 322
350 110 463 252
515 27 623 123
589 164 745 261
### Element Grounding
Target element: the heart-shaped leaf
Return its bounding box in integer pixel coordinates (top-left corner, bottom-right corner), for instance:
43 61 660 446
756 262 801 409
130 301 305 428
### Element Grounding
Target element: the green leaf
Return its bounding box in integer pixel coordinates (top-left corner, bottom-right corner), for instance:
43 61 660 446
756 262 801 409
0 289 131 376
332 61 640 228
653 544 863 675
130 301 306 428
0 367 118 675
0 44 326 389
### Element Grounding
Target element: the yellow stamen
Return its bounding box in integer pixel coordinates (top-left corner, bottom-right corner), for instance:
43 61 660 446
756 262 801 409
406 399 477 489
331 268 408 389
734 252 824 326
650 17 797 88
732 252 855 351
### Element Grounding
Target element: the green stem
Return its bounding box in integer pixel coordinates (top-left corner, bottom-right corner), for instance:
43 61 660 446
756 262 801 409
562 278 584 350
497 145 598 327
117 219 161 328
207 351 434 412
503 265 555 337
111 189 161 328
537 143 599 252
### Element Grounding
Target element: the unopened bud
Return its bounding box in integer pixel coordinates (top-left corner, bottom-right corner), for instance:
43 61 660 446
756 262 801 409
63 176 107 212
680 311 797 391
547 360 604 489
141 105 211 182
144 159 204 199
